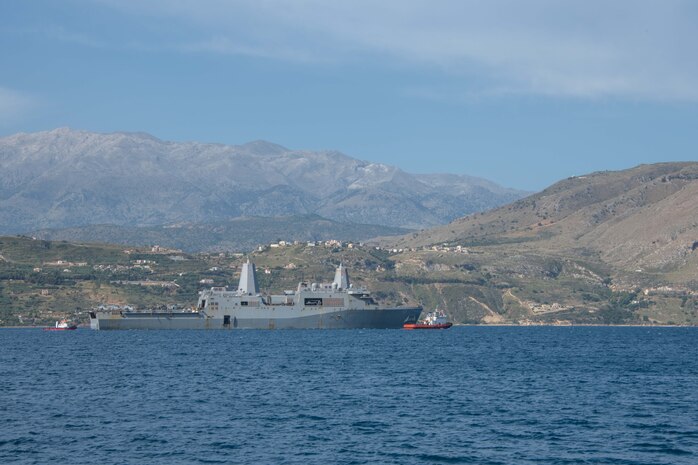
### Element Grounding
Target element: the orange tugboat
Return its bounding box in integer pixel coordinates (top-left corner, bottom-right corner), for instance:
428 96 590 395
44 319 78 331
403 309 452 329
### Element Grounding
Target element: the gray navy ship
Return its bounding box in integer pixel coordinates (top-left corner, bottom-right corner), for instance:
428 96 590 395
89 261 422 330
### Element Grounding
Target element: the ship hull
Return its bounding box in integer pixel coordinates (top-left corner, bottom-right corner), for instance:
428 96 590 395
90 307 422 330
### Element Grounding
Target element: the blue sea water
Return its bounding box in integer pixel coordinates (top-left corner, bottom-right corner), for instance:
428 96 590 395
1 327 697 465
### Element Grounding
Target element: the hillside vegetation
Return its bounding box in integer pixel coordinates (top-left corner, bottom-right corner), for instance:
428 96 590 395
2 229 697 327
31 214 410 252
2 163 697 327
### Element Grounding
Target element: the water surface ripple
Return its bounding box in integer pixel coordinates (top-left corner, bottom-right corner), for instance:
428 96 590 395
1 327 696 464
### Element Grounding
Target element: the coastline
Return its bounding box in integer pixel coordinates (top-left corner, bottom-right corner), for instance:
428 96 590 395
1 324 696 329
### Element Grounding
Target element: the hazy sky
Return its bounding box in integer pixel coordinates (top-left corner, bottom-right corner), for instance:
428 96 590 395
1 0 697 190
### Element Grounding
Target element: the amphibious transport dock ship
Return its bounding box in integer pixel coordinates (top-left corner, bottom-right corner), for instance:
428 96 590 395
89 262 421 330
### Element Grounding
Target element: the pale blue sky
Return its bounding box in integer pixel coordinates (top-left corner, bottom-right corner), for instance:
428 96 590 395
1 0 697 190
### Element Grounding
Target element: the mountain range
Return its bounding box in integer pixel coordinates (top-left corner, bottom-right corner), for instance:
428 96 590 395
2 159 697 325
0 128 526 235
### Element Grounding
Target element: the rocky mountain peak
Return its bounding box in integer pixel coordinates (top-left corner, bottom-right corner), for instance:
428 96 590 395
0 128 527 233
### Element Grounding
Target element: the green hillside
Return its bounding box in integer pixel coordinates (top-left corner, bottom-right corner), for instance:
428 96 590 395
2 234 697 327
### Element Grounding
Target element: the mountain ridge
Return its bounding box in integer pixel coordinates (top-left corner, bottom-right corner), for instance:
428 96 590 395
0 128 528 233
391 162 698 276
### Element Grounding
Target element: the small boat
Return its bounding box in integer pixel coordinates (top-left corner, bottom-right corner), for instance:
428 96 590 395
44 319 78 331
403 309 453 329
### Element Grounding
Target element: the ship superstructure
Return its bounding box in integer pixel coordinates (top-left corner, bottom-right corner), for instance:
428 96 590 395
89 261 421 330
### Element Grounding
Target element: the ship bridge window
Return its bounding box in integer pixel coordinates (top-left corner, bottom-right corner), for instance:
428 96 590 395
241 301 248 306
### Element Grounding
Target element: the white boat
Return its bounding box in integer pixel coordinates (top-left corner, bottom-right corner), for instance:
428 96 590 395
44 319 78 331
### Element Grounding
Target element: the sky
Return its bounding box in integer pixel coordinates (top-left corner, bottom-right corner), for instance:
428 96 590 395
1 0 697 191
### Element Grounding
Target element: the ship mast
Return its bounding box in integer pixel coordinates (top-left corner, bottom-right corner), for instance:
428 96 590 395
238 259 259 295
333 263 350 290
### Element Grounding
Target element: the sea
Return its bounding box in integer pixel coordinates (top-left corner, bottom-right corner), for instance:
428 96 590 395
1 326 696 465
